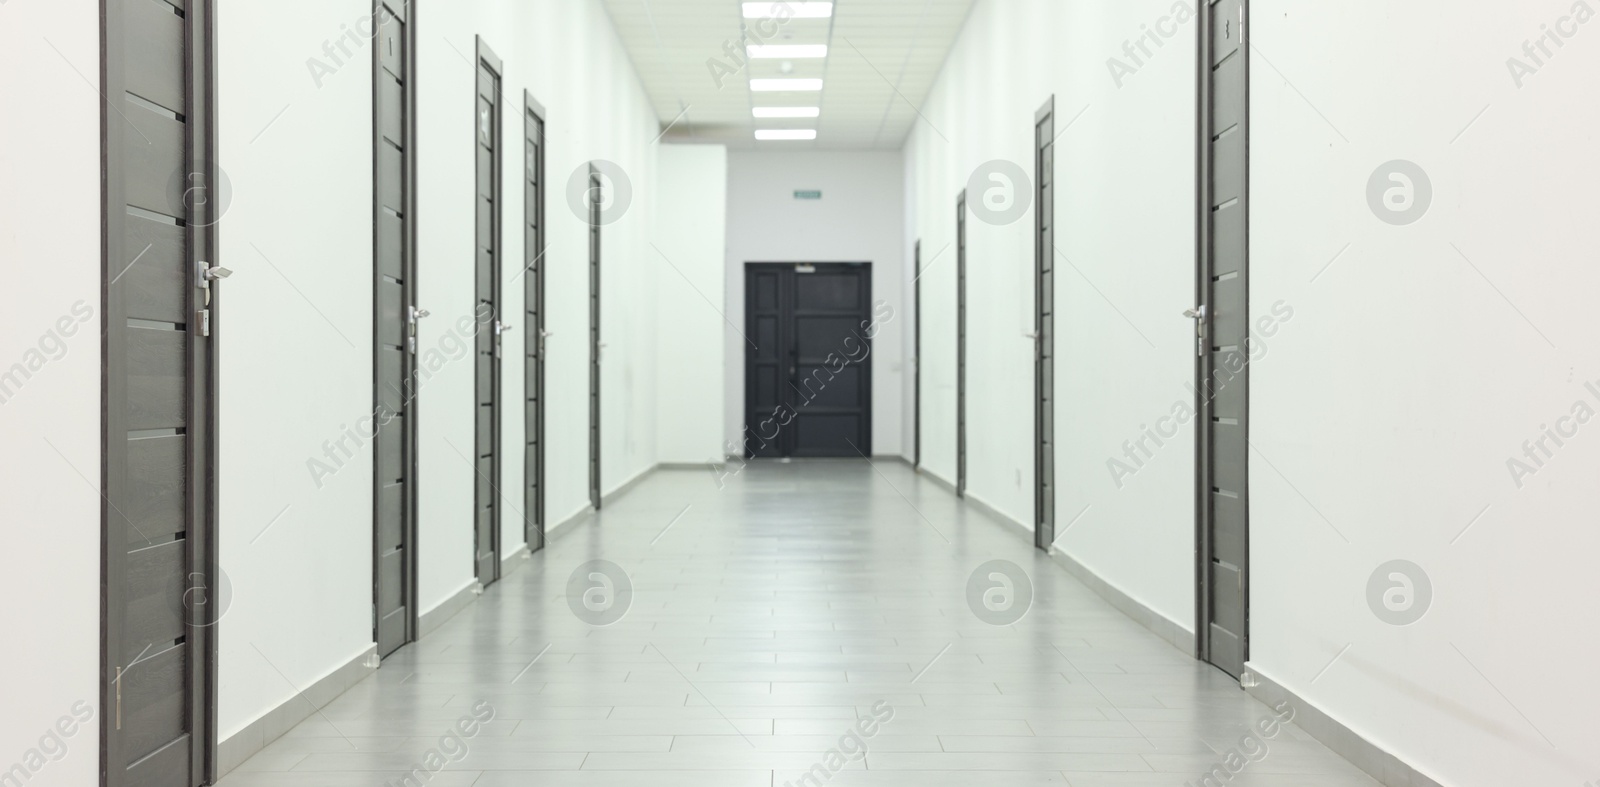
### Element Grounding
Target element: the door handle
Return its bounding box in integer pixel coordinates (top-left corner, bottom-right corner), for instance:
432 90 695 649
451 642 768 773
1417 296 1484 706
195 261 231 336
493 321 511 358
406 308 429 354
539 329 552 356
1184 305 1207 357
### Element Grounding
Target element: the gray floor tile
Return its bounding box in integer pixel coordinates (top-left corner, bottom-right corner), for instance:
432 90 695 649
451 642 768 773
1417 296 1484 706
221 463 1378 787
472 772 772 787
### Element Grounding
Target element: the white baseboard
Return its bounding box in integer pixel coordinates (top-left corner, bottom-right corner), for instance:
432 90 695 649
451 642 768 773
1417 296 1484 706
216 645 377 777
418 580 477 637
1243 666 1445 787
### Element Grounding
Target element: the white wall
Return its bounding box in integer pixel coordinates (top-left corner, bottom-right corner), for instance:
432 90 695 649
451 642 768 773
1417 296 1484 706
724 151 907 456
909 0 1600 785
215 0 379 741
0 2 102 783
0 0 386 758
0 0 670 759
904 0 1197 630
416 0 664 601
655 145 729 466
1249 1 1600 784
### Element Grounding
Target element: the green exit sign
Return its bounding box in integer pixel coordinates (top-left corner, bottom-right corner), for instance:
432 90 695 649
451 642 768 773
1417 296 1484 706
793 190 822 200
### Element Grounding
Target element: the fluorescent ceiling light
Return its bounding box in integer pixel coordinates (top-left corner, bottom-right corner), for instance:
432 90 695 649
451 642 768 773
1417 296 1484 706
755 129 818 140
750 78 823 92
753 106 821 118
747 44 828 59
742 2 833 18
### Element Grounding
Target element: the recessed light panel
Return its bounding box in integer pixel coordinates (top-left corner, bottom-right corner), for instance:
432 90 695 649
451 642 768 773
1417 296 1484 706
753 107 822 118
747 45 828 59
742 2 833 19
750 78 823 92
755 129 818 140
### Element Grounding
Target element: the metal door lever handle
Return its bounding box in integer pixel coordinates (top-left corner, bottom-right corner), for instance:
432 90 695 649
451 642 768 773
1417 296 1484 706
1184 306 1207 357
196 261 231 290
195 262 231 336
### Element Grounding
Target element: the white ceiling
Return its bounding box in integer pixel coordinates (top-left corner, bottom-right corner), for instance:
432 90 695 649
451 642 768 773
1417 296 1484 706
601 0 977 149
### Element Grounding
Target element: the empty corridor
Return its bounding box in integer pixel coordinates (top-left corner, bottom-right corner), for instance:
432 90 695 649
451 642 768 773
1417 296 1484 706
217 461 1380 787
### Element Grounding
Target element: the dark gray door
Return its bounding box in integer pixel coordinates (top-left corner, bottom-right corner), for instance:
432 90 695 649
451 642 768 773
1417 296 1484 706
956 192 968 497
475 38 504 586
742 263 874 458
1034 97 1056 551
523 94 547 551
373 0 417 660
1196 0 1249 679
588 166 602 510
913 240 921 469
102 0 218 783
745 265 785 458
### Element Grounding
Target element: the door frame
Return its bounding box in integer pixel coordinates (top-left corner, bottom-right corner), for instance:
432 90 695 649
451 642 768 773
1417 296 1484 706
1194 0 1251 671
372 0 420 657
476 35 504 585
913 240 921 469
1034 96 1056 551
101 0 220 782
523 91 547 549
588 164 603 510
955 190 968 497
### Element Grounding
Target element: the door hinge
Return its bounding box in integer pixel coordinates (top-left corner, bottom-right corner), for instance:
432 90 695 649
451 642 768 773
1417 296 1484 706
115 667 123 730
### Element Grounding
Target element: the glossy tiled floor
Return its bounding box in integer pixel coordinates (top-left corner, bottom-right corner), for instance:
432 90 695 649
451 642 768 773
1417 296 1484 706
219 460 1380 787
